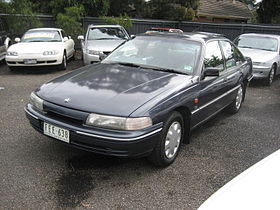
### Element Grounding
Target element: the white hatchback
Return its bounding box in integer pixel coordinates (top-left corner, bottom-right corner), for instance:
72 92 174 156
6 28 75 70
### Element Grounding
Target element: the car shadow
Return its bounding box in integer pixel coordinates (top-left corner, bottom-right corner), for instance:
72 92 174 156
36 141 160 209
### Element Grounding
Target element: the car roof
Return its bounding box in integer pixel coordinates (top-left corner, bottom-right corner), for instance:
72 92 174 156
138 31 226 43
28 28 62 31
239 33 280 39
88 25 122 28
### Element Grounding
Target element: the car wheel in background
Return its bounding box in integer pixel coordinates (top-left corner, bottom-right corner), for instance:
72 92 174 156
226 84 244 114
148 111 184 167
265 64 276 86
59 52 67 70
9 66 17 71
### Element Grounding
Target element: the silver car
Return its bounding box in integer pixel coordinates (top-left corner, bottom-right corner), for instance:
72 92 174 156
78 25 130 65
235 33 280 86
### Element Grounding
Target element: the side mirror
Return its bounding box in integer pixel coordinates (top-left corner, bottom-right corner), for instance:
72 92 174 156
63 37 69 41
204 67 220 77
78 35 84 40
99 54 107 61
68 36 71 39
130 35 136 39
15 37 20 43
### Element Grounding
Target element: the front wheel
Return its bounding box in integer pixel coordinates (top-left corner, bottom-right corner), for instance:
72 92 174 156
147 111 184 167
264 65 276 86
226 85 244 114
59 53 67 70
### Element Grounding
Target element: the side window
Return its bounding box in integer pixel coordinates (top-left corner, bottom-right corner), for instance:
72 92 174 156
61 30 67 38
204 41 225 73
220 40 244 69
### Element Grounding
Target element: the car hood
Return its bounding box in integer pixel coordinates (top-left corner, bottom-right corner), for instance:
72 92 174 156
8 42 63 54
37 63 193 117
239 48 277 63
85 39 126 52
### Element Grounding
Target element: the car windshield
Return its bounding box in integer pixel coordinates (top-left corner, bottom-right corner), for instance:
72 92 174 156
21 30 62 42
87 27 127 40
236 36 278 52
102 36 201 75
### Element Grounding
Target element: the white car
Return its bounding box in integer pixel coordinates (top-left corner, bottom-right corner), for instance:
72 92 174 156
235 33 280 86
198 148 280 210
78 25 130 65
6 28 75 70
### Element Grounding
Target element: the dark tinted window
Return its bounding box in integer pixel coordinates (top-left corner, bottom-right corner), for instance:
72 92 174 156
204 41 225 72
61 30 67 38
220 40 244 69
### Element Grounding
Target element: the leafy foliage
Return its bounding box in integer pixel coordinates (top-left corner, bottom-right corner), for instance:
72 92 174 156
257 0 280 24
1 0 41 37
56 6 84 43
145 0 199 20
100 14 132 29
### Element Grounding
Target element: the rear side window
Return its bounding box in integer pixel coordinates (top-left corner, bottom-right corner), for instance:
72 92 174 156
204 41 225 72
220 40 244 69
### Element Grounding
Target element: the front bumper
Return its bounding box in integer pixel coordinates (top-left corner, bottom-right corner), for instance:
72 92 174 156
6 54 63 66
83 53 100 65
24 104 162 157
252 66 271 79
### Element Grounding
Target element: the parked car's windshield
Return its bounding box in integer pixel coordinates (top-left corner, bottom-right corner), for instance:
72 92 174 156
21 30 62 42
235 36 278 52
87 27 127 40
103 36 201 75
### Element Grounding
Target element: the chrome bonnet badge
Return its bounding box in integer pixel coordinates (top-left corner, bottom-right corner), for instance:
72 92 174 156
64 98 71 103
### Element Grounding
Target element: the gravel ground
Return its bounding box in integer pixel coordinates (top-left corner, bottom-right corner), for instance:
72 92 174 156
1 60 280 210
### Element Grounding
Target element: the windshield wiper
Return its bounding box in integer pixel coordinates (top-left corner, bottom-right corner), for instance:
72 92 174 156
106 62 186 74
28 40 45 42
94 38 120 40
149 67 186 74
113 62 141 68
239 46 254 49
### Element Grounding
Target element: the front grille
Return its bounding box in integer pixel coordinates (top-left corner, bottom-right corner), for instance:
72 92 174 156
43 101 89 126
46 110 84 125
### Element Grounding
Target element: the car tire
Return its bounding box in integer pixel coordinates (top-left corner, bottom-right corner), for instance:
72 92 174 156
147 111 184 167
9 66 17 71
264 65 276 86
59 52 67 70
226 84 244 114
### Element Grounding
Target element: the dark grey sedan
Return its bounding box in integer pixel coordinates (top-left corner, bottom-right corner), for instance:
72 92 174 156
25 32 252 166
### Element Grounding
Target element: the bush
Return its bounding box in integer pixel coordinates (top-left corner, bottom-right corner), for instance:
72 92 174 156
56 6 84 43
2 0 42 37
100 14 132 30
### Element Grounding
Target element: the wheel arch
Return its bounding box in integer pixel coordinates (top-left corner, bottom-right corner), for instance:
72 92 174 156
173 106 191 144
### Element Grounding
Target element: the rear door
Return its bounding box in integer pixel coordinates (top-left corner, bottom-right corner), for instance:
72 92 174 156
219 40 245 105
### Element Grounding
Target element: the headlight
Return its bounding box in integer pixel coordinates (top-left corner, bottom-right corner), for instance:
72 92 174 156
43 50 58 55
253 62 268 66
86 113 152 130
7 51 18 56
30 92 44 111
86 49 102 55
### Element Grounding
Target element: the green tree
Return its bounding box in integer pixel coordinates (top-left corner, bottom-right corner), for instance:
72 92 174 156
100 14 132 29
146 0 199 21
5 0 41 37
29 0 109 17
257 0 280 23
56 6 84 43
